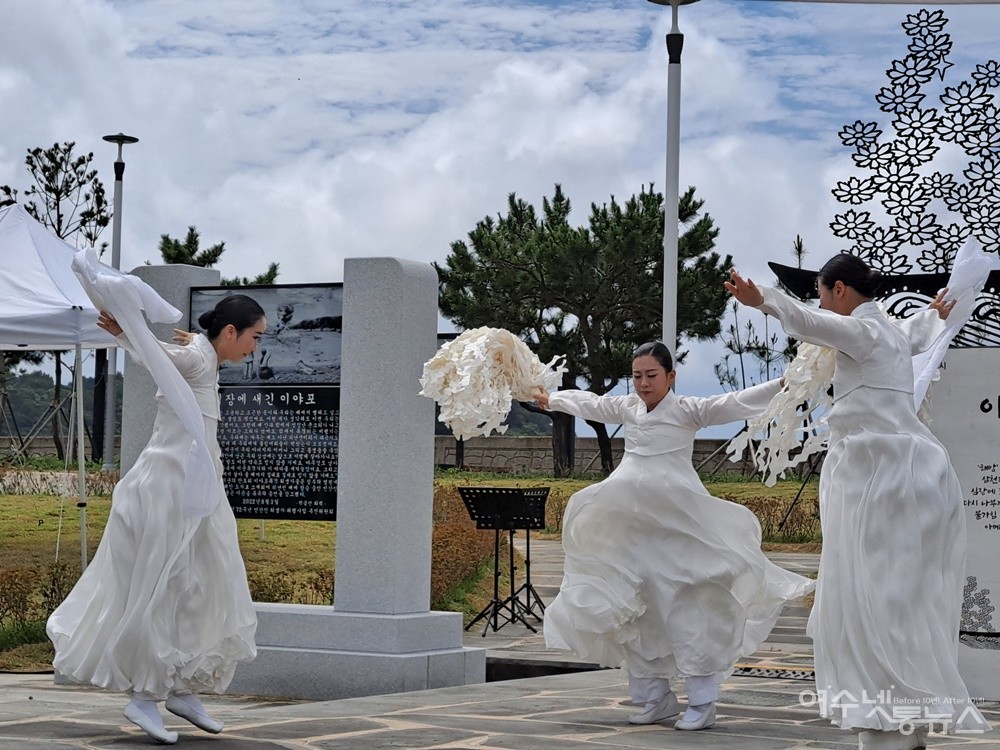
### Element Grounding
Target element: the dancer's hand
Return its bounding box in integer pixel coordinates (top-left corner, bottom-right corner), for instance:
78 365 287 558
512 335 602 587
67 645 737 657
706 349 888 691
172 328 195 345
724 269 764 307
97 311 123 337
929 288 957 320
533 387 550 409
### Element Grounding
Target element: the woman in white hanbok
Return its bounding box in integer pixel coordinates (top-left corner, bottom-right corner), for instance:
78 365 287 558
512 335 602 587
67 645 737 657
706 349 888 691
726 254 990 750
47 293 266 745
536 342 814 731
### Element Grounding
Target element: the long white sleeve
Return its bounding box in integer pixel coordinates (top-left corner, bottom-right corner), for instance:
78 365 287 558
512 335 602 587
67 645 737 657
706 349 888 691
756 286 877 362
72 247 221 519
547 390 632 425
116 333 206 380
678 379 783 430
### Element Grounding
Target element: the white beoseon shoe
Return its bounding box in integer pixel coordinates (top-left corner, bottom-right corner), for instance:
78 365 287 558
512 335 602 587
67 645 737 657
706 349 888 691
674 702 716 730
165 692 225 734
123 700 179 745
628 691 682 724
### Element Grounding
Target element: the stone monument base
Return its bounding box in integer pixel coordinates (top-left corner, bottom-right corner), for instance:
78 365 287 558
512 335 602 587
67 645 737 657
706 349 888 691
226 604 486 700
958 644 1000 702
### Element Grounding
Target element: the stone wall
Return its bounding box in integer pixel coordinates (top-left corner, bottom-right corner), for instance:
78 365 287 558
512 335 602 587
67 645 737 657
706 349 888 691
4 435 754 476
434 435 752 475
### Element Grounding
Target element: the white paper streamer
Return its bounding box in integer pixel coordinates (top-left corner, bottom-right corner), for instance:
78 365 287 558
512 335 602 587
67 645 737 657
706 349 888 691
419 327 567 440
912 236 1000 411
728 342 836 487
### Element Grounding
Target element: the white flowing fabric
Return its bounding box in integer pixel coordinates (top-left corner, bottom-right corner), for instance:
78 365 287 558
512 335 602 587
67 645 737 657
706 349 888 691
756 286 989 735
47 257 256 698
71 248 219 519
419 327 566 440
542 386 814 681
912 237 1000 411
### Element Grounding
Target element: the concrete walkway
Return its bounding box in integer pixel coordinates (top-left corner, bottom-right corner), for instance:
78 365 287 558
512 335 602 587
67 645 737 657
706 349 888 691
2 539 997 748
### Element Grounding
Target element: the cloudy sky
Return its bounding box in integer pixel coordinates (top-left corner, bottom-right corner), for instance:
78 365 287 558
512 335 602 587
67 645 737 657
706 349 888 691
2 0 998 427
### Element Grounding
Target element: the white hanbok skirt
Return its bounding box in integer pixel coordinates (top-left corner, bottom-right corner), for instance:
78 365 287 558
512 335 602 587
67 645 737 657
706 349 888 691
47 406 256 699
810 389 989 733
544 450 813 679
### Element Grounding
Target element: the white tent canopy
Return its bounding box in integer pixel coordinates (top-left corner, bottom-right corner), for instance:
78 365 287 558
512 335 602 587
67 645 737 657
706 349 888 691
0 204 116 351
0 202 121 572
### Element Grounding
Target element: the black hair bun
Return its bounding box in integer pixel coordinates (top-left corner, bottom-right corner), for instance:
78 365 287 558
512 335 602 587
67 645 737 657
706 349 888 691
198 309 217 330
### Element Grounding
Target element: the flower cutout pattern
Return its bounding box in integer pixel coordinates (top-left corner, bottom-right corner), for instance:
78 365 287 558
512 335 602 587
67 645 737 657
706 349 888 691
934 222 970 251
909 33 952 67
963 129 1000 158
937 112 982 143
917 243 955 272
892 135 938 166
832 176 877 205
902 9 947 38
831 10 1000 276
839 120 882 147
972 60 1000 88
942 81 992 116
943 182 984 213
893 107 940 138
923 171 956 198
977 224 1000 253
895 212 939 245
871 162 918 192
963 576 996 633
966 158 1000 191
830 210 875 240
876 83 925 114
887 55 936 87
883 185 930 217
852 142 894 170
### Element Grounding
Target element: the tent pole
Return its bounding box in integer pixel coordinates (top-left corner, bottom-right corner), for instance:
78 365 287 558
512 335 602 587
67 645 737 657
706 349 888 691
76 344 88 571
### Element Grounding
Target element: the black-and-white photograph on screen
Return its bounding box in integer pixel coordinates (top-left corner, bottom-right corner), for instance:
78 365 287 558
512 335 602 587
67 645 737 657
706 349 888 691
190 284 342 385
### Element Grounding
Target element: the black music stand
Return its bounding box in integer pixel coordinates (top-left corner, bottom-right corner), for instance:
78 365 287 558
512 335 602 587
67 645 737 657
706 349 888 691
458 486 549 636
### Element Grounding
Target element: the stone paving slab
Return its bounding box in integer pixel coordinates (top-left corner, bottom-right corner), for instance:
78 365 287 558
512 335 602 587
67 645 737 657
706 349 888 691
2 670 998 749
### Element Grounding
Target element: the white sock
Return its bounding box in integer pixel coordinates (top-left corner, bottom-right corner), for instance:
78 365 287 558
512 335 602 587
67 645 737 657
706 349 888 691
170 692 206 711
127 697 166 726
682 702 712 722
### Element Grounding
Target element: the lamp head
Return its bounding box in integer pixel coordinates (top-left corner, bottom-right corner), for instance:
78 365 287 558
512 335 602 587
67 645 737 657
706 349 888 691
102 133 139 146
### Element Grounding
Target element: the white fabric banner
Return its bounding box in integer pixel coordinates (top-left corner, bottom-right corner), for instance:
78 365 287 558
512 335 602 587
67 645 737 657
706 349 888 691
72 247 221 519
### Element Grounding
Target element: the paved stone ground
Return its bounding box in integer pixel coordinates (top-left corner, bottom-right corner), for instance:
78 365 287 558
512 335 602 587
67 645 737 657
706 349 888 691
3 539 997 748
2 669 998 749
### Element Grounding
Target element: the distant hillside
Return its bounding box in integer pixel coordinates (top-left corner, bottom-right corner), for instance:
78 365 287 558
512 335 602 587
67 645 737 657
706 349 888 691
0 370 121 438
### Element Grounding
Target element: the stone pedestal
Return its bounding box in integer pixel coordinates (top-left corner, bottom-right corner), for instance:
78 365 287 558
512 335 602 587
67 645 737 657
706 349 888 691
228 257 485 699
227 605 484 700
930 348 1000 701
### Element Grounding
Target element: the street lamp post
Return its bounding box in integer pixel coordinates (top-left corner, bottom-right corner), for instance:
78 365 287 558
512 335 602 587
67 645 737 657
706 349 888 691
101 133 139 472
647 0 701 351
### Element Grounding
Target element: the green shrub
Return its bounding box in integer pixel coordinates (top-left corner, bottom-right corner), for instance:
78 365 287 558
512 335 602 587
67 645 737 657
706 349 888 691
430 486 497 609
0 568 35 628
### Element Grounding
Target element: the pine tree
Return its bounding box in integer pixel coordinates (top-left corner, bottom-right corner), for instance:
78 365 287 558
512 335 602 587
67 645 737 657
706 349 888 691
437 183 732 475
